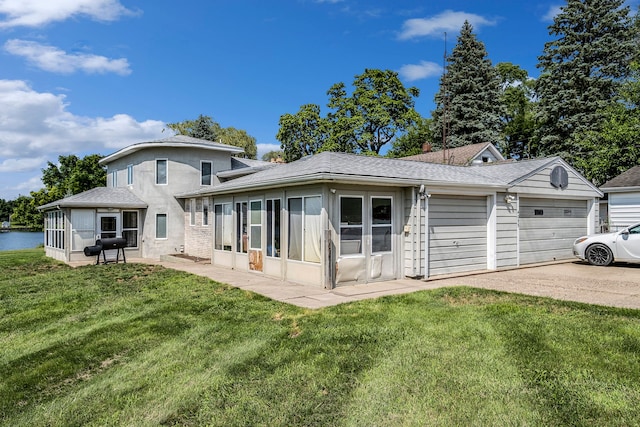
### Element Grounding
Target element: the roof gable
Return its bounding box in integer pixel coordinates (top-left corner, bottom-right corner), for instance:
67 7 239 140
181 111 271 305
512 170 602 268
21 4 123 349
401 142 506 165
601 165 640 190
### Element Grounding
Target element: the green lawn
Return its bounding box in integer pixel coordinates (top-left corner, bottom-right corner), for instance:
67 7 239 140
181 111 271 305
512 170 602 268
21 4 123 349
1 249 640 426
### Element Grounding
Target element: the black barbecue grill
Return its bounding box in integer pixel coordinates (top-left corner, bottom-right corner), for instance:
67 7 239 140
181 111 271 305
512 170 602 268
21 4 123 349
84 237 127 264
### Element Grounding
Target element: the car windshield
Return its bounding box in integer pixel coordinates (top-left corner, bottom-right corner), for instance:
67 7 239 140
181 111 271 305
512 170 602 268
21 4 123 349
629 224 640 235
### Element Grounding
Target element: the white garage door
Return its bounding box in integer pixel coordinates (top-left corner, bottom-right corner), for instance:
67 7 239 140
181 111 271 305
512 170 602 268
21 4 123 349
428 195 487 276
519 198 588 264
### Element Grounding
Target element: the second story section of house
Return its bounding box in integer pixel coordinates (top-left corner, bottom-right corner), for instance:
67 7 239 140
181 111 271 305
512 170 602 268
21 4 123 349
100 135 245 198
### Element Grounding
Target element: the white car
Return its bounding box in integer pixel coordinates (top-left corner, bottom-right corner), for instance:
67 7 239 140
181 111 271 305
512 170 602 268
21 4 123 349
573 222 640 266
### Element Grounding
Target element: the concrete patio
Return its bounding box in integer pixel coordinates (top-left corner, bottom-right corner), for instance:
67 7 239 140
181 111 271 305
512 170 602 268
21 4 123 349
70 257 640 310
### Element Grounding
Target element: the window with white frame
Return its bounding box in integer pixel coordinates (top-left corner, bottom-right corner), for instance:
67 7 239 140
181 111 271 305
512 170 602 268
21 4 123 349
249 200 262 250
236 202 247 253
189 198 196 226
202 198 209 226
156 213 167 239
288 196 321 263
46 211 65 250
156 159 167 185
122 211 138 248
201 161 212 186
340 196 363 256
371 197 392 253
266 199 281 257
214 203 232 250
111 169 117 187
71 210 94 251
127 164 133 186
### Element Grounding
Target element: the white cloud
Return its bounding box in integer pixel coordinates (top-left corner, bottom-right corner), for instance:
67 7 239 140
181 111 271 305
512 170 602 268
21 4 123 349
0 79 166 166
399 61 442 82
0 157 46 172
398 10 497 40
5 39 131 75
542 5 563 22
0 0 136 28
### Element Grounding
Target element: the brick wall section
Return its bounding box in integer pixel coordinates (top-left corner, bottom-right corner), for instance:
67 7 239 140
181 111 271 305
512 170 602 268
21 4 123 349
184 197 213 259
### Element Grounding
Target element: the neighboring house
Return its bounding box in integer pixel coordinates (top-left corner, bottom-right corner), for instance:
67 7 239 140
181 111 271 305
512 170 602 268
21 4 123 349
402 142 506 165
1 221 9 229
39 138 601 288
600 165 640 231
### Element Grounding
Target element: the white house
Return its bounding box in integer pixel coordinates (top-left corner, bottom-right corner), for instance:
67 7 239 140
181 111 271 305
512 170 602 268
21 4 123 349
39 137 602 288
600 165 640 231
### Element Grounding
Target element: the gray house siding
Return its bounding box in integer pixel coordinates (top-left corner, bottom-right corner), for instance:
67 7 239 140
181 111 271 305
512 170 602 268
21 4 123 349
403 187 426 278
106 147 232 259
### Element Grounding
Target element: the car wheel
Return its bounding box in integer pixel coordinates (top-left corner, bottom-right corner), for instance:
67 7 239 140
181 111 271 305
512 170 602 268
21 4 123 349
585 243 613 266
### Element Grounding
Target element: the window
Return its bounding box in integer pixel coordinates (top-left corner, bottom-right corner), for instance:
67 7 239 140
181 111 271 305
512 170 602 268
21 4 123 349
111 169 117 187
236 202 247 253
156 159 167 185
249 200 262 250
288 196 321 263
45 211 65 250
203 198 209 226
71 210 94 251
266 199 281 257
201 161 212 186
214 203 232 250
371 197 392 253
340 196 363 255
156 213 167 239
127 164 133 186
188 199 196 226
122 211 138 248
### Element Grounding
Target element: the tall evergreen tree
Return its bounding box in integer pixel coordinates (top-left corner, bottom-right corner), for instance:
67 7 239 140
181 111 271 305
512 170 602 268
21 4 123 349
432 21 503 149
535 0 636 157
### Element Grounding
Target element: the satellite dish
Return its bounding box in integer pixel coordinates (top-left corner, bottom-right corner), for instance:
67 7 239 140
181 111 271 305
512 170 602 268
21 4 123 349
550 165 569 189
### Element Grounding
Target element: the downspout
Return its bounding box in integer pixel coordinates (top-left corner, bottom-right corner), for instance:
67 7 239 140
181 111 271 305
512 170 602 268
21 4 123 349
413 186 419 277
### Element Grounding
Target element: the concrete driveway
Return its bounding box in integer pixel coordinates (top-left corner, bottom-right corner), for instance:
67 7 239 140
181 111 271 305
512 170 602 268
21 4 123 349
428 261 640 310
149 258 640 310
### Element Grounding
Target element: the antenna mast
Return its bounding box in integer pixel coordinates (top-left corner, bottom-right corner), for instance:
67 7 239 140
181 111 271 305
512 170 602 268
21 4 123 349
442 32 448 163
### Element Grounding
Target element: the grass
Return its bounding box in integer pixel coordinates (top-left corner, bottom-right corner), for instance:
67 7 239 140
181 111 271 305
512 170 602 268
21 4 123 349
1 249 640 426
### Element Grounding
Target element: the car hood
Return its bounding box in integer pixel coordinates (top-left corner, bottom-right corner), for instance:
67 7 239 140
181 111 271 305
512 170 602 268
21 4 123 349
577 230 620 243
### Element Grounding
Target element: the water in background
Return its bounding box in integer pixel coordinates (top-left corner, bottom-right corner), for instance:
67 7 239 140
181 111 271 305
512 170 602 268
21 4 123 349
0 231 44 251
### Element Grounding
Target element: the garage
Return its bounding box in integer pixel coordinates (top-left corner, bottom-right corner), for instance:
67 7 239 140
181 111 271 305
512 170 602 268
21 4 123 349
519 198 588 264
428 195 487 276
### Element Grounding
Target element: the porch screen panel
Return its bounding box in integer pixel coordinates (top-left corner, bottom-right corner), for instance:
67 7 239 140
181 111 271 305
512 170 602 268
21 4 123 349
304 196 321 263
71 210 94 251
249 200 262 249
340 197 363 255
288 198 302 260
371 197 392 253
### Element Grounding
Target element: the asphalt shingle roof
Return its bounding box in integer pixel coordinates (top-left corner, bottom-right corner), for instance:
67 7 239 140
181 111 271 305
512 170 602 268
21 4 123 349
38 187 147 211
179 151 573 198
601 165 640 189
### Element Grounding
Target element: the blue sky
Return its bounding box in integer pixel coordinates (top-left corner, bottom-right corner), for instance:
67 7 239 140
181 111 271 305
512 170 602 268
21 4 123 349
0 0 629 200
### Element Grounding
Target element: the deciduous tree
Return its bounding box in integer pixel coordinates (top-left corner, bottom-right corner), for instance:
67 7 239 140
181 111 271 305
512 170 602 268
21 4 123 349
168 114 258 159
496 62 536 159
277 69 420 160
